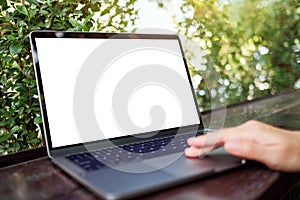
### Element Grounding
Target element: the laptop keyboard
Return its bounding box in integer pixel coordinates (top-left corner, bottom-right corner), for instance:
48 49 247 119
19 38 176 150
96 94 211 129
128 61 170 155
66 132 197 172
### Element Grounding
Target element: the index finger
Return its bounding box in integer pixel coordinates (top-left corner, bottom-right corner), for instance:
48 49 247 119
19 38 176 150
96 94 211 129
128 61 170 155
187 126 240 148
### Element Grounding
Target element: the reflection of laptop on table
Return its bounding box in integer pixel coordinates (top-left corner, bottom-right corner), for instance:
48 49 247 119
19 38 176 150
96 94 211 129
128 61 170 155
30 31 244 200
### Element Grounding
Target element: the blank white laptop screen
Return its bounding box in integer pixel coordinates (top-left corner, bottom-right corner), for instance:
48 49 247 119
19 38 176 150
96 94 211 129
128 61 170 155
35 37 200 148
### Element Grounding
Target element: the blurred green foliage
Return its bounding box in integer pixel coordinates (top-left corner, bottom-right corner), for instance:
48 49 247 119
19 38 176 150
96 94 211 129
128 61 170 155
172 0 300 110
0 0 138 154
1 0 299 154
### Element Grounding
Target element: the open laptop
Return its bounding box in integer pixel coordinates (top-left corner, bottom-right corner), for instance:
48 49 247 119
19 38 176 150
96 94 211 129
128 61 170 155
30 31 244 200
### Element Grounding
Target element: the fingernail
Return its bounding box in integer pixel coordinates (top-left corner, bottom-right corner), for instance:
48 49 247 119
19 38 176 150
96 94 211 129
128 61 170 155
185 147 200 156
187 137 195 145
184 147 195 157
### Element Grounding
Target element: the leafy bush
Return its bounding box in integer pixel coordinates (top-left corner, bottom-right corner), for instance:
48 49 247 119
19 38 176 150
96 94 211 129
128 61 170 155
2 0 299 154
0 0 138 154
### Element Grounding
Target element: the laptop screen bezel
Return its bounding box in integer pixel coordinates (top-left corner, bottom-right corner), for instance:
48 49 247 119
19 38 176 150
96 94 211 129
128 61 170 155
29 31 205 156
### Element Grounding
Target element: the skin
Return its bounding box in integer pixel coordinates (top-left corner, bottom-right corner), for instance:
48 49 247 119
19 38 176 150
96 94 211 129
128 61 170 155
185 120 300 172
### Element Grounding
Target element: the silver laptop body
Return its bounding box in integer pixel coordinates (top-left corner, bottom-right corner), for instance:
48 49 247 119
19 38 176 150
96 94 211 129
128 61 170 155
30 31 243 200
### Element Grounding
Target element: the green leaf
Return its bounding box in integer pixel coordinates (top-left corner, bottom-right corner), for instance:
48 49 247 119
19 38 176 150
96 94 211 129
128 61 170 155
32 107 40 112
25 117 31 124
34 116 42 124
7 35 16 41
29 9 38 18
0 133 10 143
29 25 41 30
39 10 49 16
0 74 7 85
18 107 25 116
16 5 28 16
91 3 100 12
0 0 8 9
14 142 20 151
0 109 8 115
0 46 6 54
3 56 12 62
52 23 64 30
9 43 22 54
7 118 14 128
26 0 39 6
30 138 41 145
68 18 83 29
0 120 8 126
74 10 82 15
83 14 93 26
10 126 20 134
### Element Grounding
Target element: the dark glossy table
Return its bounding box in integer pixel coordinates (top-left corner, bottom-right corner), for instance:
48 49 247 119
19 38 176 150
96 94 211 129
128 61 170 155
0 90 300 200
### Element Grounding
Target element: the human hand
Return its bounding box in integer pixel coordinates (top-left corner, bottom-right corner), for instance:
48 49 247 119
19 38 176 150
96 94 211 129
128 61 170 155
185 120 300 172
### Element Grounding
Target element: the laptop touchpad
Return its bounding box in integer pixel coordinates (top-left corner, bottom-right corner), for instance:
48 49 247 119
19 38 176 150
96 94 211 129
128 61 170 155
142 153 215 177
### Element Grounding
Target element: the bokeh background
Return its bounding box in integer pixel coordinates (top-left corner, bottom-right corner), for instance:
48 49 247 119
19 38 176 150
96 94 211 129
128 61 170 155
0 0 299 154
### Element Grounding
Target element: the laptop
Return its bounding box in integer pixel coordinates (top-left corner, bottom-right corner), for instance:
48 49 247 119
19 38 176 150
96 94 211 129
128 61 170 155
30 31 244 200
